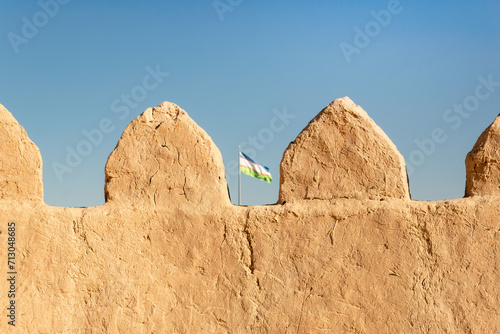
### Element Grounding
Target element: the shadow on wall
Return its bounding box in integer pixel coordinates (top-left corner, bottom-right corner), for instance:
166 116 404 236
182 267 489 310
0 97 499 207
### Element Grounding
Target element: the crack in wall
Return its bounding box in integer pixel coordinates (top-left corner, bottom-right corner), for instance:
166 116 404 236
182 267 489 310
243 221 256 275
296 286 313 333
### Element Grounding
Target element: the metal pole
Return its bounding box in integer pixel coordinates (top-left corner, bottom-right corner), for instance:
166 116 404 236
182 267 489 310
238 146 241 206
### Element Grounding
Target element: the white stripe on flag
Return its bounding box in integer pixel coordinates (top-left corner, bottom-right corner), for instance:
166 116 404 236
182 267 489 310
239 156 272 177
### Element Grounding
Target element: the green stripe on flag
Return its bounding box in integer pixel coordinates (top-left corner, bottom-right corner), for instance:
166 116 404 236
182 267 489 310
240 166 272 183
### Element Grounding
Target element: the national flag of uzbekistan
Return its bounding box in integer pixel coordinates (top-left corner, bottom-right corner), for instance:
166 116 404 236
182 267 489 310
239 152 272 183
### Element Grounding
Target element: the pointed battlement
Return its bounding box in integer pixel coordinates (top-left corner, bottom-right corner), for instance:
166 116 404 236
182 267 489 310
0 103 43 202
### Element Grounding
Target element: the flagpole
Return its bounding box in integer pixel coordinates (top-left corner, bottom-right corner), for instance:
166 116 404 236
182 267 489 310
238 146 241 205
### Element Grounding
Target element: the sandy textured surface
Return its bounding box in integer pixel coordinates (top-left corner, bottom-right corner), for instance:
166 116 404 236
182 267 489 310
0 99 499 333
466 113 500 197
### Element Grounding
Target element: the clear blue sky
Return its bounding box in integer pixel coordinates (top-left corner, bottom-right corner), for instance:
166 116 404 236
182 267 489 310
1 0 499 207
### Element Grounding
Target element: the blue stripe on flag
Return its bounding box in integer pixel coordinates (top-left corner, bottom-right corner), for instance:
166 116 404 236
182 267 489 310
240 152 270 171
